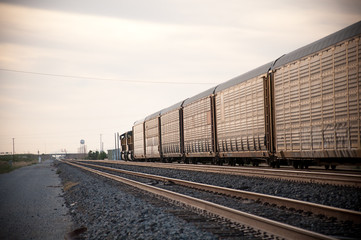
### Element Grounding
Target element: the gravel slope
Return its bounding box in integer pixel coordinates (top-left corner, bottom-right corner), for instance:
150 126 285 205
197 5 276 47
105 163 361 211
56 161 257 239
57 161 361 239
90 163 361 239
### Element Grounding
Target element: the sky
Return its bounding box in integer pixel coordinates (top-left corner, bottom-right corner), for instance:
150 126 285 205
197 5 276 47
0 0 360 154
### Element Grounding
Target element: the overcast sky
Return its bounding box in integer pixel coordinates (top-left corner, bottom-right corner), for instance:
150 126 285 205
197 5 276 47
0 0 360 154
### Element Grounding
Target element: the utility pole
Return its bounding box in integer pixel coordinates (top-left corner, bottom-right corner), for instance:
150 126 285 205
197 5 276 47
100 134 103 153
117 132 122 160
10 138 14 167
114 133 117 160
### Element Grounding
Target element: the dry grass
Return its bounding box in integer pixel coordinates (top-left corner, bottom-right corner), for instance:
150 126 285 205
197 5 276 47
0 160 37 174
13 160 37 168
63 181 79 191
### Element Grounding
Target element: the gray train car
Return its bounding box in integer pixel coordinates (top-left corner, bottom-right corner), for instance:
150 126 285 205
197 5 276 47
144 110 162 160
133 118 146 159
183 87 218 162
160 100 186 161
214 62 273 165
271 21 361 168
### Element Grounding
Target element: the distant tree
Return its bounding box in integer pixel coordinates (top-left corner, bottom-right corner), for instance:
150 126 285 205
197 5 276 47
87 150 107 160
87 150 98 160
86 151 92 160
99 151 107 160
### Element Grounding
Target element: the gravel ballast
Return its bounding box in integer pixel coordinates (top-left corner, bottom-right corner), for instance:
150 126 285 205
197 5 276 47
56 161 256 239
102 162 361 212
57 160 361 239
86 162 361 238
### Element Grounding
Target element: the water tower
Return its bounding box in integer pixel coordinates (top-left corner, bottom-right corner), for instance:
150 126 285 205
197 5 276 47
80 139 86 159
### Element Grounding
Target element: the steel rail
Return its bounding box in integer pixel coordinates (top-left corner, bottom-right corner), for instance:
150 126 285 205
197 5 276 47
76 160 361 187
74 161 361 224
62 160 336 240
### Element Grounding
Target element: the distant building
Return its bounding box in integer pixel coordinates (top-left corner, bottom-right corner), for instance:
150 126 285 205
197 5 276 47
107 149 121 160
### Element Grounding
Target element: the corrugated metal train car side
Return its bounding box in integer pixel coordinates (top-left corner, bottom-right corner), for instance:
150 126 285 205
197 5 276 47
214 63 273 165
133 119 146 159
160 101 186 161
271 21 361 167
183 87 218 162
144 111 162 160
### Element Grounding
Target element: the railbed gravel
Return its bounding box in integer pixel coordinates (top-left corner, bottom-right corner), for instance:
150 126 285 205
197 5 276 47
56 161 260 240
88 162 361 239
100 162 361 212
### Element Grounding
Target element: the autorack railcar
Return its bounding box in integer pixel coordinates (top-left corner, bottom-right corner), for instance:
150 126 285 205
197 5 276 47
182 87 218 164
132 118 146 160
271 22 361 169
160 100 186 162
123 21 361 169
144 110 162 161
214 62 274 166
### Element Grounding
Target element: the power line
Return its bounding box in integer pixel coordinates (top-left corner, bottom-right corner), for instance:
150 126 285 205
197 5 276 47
0 128 118 138
0 68 217 85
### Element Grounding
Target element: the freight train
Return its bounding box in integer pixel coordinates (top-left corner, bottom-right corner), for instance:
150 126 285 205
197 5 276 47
121 21 361 169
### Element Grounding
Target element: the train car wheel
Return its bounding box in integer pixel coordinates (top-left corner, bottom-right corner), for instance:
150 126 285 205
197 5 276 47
299 162 304 169
276 161 280 168
304 162 309 169
230 159 236 166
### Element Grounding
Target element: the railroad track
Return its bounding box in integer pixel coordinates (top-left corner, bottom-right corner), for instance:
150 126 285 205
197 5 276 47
71 160 361 224
62 160 348 240
76 160 361 187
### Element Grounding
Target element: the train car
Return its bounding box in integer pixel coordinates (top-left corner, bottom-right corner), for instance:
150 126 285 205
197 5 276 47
214 62 273 166
144 110 162 161
270 21 361 169
182 87 218 163
133 118 146 159
130 21 361 169
120 131 133 160
160 100 186 162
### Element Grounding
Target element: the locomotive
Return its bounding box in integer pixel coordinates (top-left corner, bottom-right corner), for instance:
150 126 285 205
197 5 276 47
121 21 361 169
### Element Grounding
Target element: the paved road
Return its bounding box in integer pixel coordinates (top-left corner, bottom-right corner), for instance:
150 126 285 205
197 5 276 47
0 160 72 240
